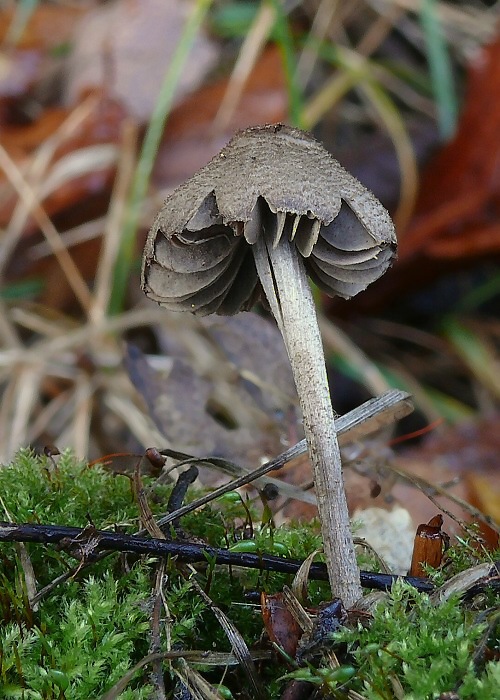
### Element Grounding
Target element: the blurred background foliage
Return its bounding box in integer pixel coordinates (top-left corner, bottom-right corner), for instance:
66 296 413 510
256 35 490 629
0 0 499 534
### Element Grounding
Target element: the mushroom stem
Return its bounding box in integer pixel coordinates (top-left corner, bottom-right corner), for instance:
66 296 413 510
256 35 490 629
253 227 362 608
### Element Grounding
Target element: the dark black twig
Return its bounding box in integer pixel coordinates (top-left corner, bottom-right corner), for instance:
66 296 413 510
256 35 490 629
0 521 435 593
166 465 199 531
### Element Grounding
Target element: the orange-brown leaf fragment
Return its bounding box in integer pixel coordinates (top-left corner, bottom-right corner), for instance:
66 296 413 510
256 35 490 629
401 34 500 261
409 514 449 578
261 592 302 659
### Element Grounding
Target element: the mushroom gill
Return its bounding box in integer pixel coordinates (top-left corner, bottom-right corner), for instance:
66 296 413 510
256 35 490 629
141 124 396 315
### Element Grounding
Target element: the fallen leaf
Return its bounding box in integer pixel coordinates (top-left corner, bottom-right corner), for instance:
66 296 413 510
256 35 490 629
0 90 126 234
0 4 87 50
393 416 500 541
124 312 299 471
344 32 500 313
402 34 500 261
261 592 303 658
464 472 499 549
0 4 89 121
64 0 219 121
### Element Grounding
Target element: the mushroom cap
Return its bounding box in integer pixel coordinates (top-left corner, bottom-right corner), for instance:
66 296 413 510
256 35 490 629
142 124 397 315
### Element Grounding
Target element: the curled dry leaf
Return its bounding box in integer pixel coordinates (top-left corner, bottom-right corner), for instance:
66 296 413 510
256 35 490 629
261 592 303 659
142 124 396 315
409 514 449 578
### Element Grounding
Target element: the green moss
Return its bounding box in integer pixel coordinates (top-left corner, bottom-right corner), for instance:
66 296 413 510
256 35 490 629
0 450 327 697
325 582 498 700
0 569 152 699
0 450 497 698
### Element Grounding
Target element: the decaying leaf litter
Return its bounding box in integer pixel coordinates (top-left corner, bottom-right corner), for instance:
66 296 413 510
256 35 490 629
0 1 499 698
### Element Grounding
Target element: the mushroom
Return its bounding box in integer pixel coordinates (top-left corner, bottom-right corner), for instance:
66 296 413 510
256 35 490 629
141 124 396 607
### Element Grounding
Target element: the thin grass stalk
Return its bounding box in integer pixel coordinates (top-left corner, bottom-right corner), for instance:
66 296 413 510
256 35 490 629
0 145 92 313
4 0 39 46
296 0 340 88
358 79 418 231
420 0 458 139
108 0 214 315
0 96 98 277
268 0 304 127
213 2 276 132
91 119 138 325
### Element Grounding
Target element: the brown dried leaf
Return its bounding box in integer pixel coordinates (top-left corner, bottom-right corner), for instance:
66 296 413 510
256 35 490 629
123 312 296 468
348 33 500 312
393 415 500 542
261 592 303 659
64 0 218 121
401 34 500 261
0 4 89 124
0 90 126 231
0 4 86 50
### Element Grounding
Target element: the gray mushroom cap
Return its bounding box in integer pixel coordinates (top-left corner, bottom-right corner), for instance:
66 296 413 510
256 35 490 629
141 124 397 315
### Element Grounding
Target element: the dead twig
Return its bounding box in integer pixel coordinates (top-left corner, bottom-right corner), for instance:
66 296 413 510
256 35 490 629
0 520 437 594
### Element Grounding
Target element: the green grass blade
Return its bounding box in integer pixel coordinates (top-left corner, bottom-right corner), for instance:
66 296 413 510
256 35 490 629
108 0 213 315
442 316 500 399
420 0 458 139
268 0 303 127
5 0 38 45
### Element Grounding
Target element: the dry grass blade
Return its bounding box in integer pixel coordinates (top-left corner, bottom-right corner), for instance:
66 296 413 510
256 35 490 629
2 365 42 462
101 649 246 700
39 145 118 198
171 658 227 700
103 391 169 449
282 584 314 634
67 374 94 459
368 0 498 46
191 578 266 700
358 78 418 231
0 94 99 273
0 298 20 349
291 549 324 605
353 537 391 574
0 495 38 611
98 652 183 700
133 455 166 540
296 0 341 88
91 120 138 325
388 462 500 535
319 314 391 395
0 303 171 460
28 217 107 260
153 390 414 530
301 3 399 127
431 562 499 604
0 145 92 313
213 2 276 132
150 563 168 700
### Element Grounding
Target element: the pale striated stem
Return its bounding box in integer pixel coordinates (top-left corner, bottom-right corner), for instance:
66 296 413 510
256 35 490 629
253 228 362 607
